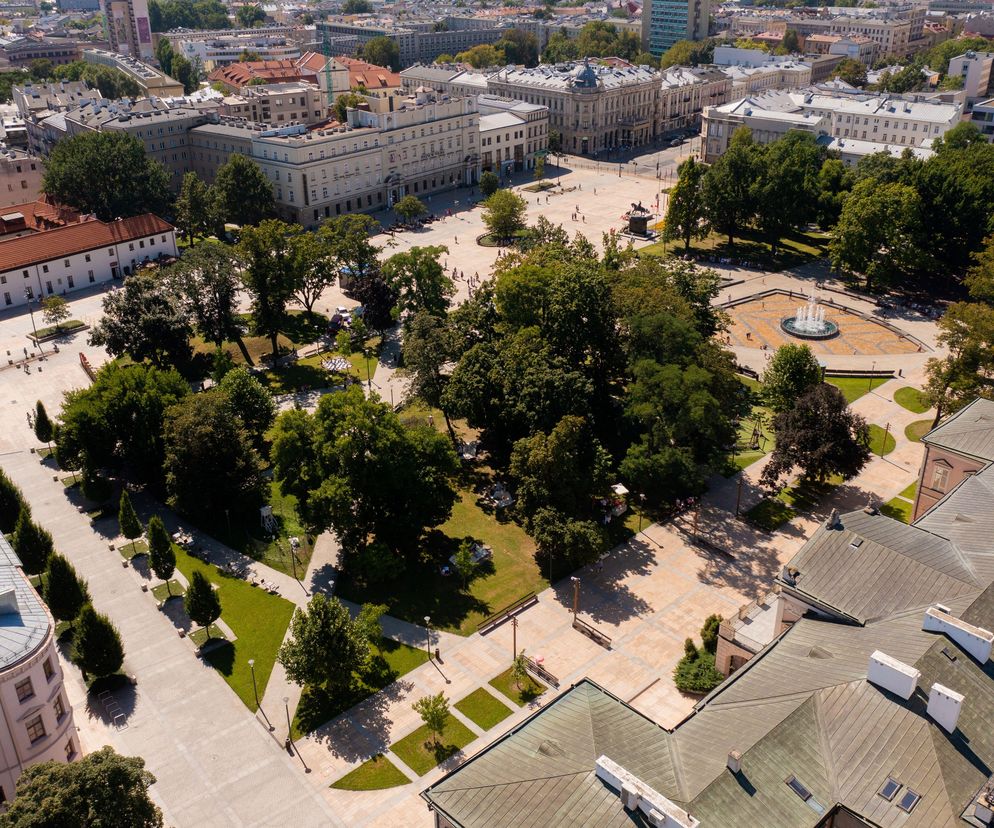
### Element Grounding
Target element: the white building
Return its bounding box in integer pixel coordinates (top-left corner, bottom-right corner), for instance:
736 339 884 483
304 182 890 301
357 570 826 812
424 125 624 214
702 88 961 160
0 149 42 208
0 533 78 803
0 214 177 309
947 51 994 105
177 35 302 71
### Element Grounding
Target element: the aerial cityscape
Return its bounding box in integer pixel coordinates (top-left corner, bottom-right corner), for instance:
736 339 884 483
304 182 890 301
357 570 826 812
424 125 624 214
0 0 994 824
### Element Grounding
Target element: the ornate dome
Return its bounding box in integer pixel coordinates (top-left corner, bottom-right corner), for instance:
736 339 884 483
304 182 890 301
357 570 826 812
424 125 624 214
571 59 598 88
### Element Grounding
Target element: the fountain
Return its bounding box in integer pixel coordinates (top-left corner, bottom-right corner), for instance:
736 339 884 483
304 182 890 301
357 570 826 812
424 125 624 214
780 290 839 340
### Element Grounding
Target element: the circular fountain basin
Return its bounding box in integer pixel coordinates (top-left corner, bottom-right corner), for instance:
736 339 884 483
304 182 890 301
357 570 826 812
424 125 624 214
780 316 840 340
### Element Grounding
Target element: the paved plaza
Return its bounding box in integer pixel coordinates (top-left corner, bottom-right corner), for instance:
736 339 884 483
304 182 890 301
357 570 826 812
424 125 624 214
0 150 949 827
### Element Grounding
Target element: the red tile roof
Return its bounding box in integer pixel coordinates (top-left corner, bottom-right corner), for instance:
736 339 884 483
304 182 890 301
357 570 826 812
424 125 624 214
296 53 402 90
0 214 174 273
0 198 80 237
208 60 317 90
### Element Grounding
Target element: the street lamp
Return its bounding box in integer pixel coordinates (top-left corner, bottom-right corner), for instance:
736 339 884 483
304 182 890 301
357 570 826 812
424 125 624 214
363 347 372 391
24 290 42 356
424 615 432 659
637 493 646 535
282 696 308 772
249 658 272 730
570 576 580 622
869 361 876 392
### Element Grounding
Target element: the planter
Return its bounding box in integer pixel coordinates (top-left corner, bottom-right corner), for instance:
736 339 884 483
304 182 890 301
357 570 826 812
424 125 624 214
28 322 88 344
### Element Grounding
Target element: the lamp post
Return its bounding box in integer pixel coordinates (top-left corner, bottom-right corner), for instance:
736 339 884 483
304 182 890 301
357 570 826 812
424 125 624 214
363 347 372 390
249 659 272 730
869 361 876 392
571 576 580 622
424 615 432 659
511 615 517 659
637 493 646 535
282 696 309 772
24 290 42 356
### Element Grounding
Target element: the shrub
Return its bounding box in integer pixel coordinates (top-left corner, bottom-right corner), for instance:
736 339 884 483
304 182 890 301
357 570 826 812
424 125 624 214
701 614 722 655
673 649 725 695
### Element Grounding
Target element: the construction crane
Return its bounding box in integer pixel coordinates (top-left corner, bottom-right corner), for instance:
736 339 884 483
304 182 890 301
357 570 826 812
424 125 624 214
323 26 334 108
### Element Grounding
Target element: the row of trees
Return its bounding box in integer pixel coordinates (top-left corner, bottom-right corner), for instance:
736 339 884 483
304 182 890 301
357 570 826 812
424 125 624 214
664 122 994 290
541 22 642 65
1 468 126 682
454 29 540 69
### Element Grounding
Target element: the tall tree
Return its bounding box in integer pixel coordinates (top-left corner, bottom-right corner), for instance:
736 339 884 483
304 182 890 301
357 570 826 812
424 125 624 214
155 37 173 75
42 132 171 221
481 189 527 240
174 172 215 244
829 178 925 290
40 296 70 332
72 605 125 679
832 57 867 87
290 230 333 316
171 54 196 94
163 391 266 520
361 35 400 71
34 400 53 448
394 194 428 225
217 367 276 446
167 240 242 349
236 3 265 26
213 154 275 227
403 311 457 436
496 28 539 66
11 511 53 576
320 213 381 283
761 343 823 414
0 470 25 534
703 127 758 246
117 490 143 555
753 132 823 251
541 30 578 63
923 301 994 424
239 220 304 359
456 44 503 68
381 245 453 318
480 170 499 197
277 594 369 690
412 693 450 745
663 156 708 251
184 571 221 638
147 515 176 595
760 384 871 489
1 747 162 828
89 271 193 368
42 553 89 627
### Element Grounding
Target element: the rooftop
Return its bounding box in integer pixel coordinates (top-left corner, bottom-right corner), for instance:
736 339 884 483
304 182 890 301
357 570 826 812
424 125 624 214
0 534 51 671
921 398 994 463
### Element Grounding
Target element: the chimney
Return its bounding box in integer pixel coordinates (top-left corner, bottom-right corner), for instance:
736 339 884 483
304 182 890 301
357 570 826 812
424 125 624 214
726 750 742 774
927 683 963 733
0 589 18 615
923 605 993 664
867 651 919 700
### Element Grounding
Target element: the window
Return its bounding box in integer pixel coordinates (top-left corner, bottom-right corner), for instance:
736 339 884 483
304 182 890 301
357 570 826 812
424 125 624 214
85 254 91 262
897 789 921 813
65 738 76 760
785 775 812 802
42 264 48 273
26 715 45 744
878 778 901 801
64 259 70 267
14 677 34 702
54 695 66 721
931 465 949 492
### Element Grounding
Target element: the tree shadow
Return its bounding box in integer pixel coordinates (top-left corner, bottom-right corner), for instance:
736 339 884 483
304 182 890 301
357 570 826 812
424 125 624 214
83 676 138 728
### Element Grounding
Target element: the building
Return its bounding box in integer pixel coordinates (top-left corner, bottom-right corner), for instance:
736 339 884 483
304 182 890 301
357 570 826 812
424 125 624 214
219 82 326 125
81 49 184 97
101 0 153 60
644 0 710 56
190 87 480 228
0 149 43 208
970 97 994 139
400 64 490 98
488 60 660 155
175 34 301 71
158 25 307 52
702 88 961 160
0 213 176 308
947 51 994 105
207 59 317 93
0 533 78 803
478 94 549 174
721 60 813 97
0 36 81 67
425 395 994 828
659 67 731 133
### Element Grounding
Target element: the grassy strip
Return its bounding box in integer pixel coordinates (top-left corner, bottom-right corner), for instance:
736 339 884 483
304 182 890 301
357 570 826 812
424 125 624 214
189 624 226 647
172 545 295 710
33 319 85 339
454 688 513 731
118 539 148 560
389 717 476 776
330 755 410 791
868 424 897 457
880 498 913 524
151 580 185 602
905 419 931 443
826 375 888 404
894 386 929 414
489 666 545 707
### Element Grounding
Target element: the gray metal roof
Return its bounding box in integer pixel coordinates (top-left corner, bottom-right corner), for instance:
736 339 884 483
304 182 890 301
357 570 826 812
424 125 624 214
784 511 980 623
0 534 51 670
922 398 994 462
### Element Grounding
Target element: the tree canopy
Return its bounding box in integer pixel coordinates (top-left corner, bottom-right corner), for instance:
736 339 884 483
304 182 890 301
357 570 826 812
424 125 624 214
213 154 275 227
277 593 369 690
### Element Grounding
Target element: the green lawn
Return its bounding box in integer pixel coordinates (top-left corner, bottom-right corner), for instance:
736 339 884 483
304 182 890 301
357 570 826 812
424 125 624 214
745 476 841 532
118 538 148 560
729 405 775 473
33 319 85 339
826 375 889 404
255 337 379 395
899 481 917 500
489 666 546 707
744 498 797 532
905 419 931 443
880 497 913 523
151 580 185 602
189 624 226 647
293 638 429 738
191 310 328 369
894 386 930 414
337 490 547 636
330 755 410 791
172 545 295 710
868 423 897 457
639 228 830 271
389 716 477 776
454 688 513 731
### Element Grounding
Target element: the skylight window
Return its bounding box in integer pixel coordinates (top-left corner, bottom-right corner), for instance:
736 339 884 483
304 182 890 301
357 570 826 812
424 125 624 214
878 778 901 801
849 538 864 548
897 790 921 813
786 775 812 802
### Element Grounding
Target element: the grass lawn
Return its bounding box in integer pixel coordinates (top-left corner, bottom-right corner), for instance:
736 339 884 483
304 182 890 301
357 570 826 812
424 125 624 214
489 666 545 707
337 490 546 636
293 638 429 738
639 228 830 271
189 624 226 647
172 545 295 710
118 539 148 560
390 717 477 776
868 424 897 457
191 310 328 369
151 580 185 602
330 755 410 791
455 688 513 731
33 319 85 339
899 481 917 500
744 498 797 532
255 337 379 395
826 375 888 404
745 476 841 532
894 386 930 413
729 405 775 473
905 419 932 443
880 497 913 523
